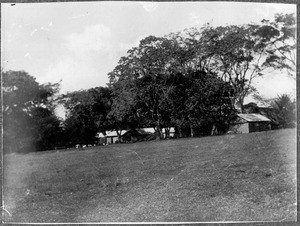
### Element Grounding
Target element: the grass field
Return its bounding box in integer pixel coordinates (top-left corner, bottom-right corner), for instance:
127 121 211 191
3 128 297 223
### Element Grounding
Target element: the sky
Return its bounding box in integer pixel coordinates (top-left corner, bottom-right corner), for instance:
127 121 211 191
1 1 297 106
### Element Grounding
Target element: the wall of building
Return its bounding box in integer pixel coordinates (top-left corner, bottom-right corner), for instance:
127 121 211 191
232 123 249 133
249 122 271 133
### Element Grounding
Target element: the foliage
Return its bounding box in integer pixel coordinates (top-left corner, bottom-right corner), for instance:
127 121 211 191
2 70 61 153
256 13 296 77
245 94 296 130
108 35 236 137
109 36 184 138
61 87 113 145
107 13 296 137
270 94 296 128
180 24 270 112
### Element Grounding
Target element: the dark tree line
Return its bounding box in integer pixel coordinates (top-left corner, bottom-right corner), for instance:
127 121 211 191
2 13 296 153
2 70 62 153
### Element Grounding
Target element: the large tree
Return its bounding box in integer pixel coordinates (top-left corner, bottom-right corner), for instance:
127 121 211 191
2 70 61 153
179 24 267 112
176 13 295 113
109 36 185 138
270 94 296 129
61 87 113 145
184 70 236 136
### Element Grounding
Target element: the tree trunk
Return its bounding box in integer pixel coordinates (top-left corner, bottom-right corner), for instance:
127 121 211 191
190 125 194 137
239 95 245 113
116 129 122 143
178 127 183 138
211 123 216 136
165 128 170 139
156 121 162 140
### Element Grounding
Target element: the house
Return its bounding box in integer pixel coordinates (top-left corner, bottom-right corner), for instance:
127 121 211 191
122 127 176 142
96 130 127 145
140 127 175 139
243 102 281 129
228 113 271 133
105 130 127 144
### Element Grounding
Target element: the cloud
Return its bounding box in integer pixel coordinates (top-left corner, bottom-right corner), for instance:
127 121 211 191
43 57 109 93
252 73 296 99
64 24 112 53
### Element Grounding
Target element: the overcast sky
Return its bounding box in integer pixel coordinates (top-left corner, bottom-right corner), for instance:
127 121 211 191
1 1 296 103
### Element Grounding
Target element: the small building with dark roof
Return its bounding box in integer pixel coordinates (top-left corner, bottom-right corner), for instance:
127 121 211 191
229 113 271 133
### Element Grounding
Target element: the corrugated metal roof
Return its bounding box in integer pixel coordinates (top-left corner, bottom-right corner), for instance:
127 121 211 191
141 127 175 133
106 130 127 137
141 128 156 133
237 114 271 122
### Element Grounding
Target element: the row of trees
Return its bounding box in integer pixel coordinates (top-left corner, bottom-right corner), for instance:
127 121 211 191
107 13 295 137
2 13 296 153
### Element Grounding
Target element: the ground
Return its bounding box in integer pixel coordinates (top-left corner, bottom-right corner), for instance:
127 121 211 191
2 129 297 223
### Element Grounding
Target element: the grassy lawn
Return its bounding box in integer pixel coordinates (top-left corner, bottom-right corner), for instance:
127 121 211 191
3 129 296 223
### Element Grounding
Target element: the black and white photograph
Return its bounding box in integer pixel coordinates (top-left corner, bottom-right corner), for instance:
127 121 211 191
1 1 297 223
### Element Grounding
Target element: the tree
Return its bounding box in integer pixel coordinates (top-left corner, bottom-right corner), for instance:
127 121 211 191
109 36 185 138
2 70 61 153
61 87 113 145
183 70 236 136
31 107 63 151
270 94 296 128
190 24 268 112
178 14 295 113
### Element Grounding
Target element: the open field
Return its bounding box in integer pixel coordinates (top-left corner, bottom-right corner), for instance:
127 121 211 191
3 129 296 223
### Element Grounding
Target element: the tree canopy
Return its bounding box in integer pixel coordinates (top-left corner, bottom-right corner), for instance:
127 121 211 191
108 35 237 137
60 87 113 145
2 70 62 153
257 13 296 77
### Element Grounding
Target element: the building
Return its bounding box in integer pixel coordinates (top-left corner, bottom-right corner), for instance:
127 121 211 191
229 113 271 133
162 127 175 138
96 130 127 145
122 128 154 143
105 130 127 144
122 127 176 143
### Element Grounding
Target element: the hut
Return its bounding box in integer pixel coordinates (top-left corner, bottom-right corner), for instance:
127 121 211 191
229 113 271 133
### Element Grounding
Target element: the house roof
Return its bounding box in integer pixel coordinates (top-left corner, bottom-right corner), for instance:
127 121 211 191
141 128 156 133
237 114 271 122
97 127 175 138
105 130 127 137
96 132 105 138
136 129 152 135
